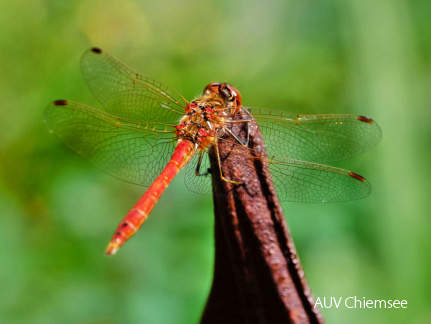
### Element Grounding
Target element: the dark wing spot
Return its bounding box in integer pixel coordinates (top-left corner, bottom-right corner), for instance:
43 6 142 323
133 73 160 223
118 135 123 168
349 172 366 182
358 115 374 123
91 47 102 54
53 100 68 106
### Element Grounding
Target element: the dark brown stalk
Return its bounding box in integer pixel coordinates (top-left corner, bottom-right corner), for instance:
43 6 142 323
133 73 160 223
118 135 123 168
200 111 324 324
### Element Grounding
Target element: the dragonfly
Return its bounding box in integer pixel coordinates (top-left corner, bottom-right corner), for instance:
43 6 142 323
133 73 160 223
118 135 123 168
44 47 381 255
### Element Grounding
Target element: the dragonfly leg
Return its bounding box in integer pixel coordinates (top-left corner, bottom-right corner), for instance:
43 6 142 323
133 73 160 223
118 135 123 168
215 138 243 185
225 108 252 147
195 150 211 176
242 108 253 146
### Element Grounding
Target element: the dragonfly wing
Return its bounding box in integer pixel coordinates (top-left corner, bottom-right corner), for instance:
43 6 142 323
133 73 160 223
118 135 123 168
45 100 176 187
184 149 213 196
80 48 186 123
268 157 371 203
183 145 371 202
250 108 382 163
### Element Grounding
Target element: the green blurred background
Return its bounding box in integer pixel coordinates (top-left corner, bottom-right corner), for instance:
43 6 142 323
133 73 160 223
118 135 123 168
1 0 430 323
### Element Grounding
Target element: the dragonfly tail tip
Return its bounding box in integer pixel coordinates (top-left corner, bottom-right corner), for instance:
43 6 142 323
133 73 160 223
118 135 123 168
105 243 120 256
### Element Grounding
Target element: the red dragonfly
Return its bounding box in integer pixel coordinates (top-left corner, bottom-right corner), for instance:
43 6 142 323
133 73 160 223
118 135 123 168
45 48 381 255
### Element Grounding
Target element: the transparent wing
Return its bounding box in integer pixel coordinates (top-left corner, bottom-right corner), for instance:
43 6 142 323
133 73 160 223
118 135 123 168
268 157 371 203
183 142 371 203
184 149 213 196
250 107 382 163
44 100 177 187
80 47 187 123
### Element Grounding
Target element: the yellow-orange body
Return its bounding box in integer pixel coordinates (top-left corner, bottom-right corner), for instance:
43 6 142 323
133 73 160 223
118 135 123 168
105 83 243 255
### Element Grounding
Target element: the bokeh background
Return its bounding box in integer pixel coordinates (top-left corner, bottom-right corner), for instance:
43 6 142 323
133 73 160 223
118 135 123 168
1 0 430 323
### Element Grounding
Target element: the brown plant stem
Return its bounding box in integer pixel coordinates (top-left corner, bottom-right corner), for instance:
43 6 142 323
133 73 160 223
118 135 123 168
201 112 324 324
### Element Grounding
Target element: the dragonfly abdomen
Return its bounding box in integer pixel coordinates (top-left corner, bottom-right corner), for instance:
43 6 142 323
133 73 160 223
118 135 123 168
105 140 195 255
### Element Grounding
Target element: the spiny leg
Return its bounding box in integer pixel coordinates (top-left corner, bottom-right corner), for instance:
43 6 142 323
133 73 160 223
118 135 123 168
214 138 244 185
225 127 249 147
195 150 211 176
224 107 253 147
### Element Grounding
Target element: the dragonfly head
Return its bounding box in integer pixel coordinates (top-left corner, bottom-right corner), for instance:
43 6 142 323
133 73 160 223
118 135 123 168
203 83 242 112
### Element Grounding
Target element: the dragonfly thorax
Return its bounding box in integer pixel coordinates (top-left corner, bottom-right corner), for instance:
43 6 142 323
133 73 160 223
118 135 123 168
175 97 225 149
175 83 244 149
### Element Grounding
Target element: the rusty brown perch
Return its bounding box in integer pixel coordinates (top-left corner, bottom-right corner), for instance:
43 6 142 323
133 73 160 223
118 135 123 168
201 111 324 324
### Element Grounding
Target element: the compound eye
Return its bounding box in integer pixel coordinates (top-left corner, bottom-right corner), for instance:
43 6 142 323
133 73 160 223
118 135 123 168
204 82 221 95
224 84 240 102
